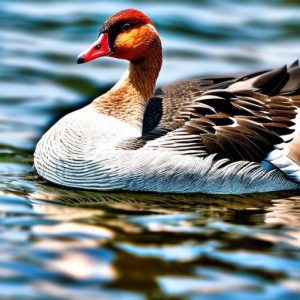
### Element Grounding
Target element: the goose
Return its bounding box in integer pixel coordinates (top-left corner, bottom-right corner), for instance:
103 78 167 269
34 9 300 194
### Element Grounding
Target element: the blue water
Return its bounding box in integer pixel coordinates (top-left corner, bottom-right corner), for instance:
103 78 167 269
1 0 300 299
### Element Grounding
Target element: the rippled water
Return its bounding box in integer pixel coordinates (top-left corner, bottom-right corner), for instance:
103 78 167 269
1 0 300 299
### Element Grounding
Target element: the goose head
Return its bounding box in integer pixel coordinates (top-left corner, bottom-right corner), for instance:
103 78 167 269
77 9 160 64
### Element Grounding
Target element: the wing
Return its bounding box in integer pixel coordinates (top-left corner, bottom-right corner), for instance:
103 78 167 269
120 75 239 149
142 69 268 134
143 75 240 133
121 62 300 181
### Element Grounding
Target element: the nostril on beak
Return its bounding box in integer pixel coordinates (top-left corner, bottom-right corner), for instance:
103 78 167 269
77 56 85 64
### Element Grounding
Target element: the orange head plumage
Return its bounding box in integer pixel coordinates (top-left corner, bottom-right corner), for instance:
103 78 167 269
77 9 159 63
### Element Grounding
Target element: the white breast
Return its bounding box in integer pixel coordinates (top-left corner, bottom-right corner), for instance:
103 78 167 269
34 104 141 188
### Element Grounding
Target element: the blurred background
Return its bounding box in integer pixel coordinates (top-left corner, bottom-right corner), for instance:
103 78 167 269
1 0 300 299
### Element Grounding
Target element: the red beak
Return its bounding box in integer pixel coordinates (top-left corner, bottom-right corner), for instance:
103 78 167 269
77 33 112 64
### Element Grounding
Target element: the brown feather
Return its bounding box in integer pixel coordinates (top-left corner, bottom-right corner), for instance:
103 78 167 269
288 131 300 165
114 62 300 174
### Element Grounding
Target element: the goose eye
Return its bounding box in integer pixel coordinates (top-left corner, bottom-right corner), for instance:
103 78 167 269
122 23 131 32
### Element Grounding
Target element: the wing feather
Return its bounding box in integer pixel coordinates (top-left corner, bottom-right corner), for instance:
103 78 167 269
120 64 299 183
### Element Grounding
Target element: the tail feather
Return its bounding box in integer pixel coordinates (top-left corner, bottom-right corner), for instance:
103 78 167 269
252 65 289 96
289 59 299 68
228 60 300 183
281 67 300 96
228 65 289 95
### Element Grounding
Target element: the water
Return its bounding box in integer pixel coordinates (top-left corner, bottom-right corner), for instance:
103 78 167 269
1 0 300 298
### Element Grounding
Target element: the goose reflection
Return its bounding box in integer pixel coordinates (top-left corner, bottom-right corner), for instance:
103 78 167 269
24 180 300 297
29 178 300 224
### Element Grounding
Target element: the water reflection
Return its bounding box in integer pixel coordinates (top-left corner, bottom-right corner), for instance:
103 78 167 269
18 184 298 298
1 168 300 299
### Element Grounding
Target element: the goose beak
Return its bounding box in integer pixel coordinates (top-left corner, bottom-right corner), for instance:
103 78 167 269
77 33 112 64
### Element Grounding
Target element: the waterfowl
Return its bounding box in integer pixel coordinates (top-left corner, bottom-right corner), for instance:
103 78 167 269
34 9 300 194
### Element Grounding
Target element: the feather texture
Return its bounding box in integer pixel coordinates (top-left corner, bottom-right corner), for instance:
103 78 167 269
34 10 300 193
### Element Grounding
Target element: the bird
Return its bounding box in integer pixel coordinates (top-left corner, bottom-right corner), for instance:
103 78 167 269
34 8 300 194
